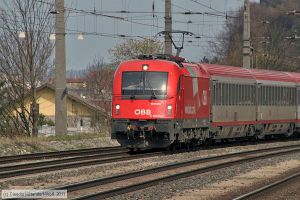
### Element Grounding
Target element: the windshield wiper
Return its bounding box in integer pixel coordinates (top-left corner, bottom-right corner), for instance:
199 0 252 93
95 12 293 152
130 94 136 99
150 92 157 99
145 78 157 100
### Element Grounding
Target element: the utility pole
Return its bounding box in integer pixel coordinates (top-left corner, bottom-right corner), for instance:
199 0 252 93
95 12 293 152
55 0 67 135
243 0 251 68
164 0 172 55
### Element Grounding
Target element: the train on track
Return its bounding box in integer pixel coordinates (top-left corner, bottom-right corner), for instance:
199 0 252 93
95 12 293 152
111 54 300 150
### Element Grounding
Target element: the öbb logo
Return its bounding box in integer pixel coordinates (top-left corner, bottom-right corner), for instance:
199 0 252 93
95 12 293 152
134 109 151 116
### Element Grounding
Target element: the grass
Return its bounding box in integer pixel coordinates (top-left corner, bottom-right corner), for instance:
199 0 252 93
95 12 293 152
0 132 117 156
42 132 107 142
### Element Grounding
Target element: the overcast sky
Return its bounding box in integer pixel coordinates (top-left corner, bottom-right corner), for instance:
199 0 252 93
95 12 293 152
64 0 253 69
65 0 260 69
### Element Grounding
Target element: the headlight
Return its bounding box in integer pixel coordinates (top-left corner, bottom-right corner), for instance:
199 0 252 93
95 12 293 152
142 64 149 71
167 105 172 115
115 104 120 115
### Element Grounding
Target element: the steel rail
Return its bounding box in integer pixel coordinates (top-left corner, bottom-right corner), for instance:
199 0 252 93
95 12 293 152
233 171 300 200
0 152 163 179
0 150 129 172
54 144 300 193
71 146 300 200
0 146 123 165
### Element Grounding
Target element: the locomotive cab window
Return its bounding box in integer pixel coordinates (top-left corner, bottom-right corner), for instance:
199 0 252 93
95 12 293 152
122 71 168 99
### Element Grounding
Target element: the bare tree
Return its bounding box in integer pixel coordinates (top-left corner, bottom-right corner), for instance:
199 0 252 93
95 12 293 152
209 0 300 71
0 0 54 137
84 58 114 132
109 38 164 64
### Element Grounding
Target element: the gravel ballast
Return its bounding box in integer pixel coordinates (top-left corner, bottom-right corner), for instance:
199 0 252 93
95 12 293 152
2 140 300 199
106 151 300 200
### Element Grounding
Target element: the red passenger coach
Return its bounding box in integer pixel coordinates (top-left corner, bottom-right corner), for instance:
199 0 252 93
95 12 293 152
111 54 300 150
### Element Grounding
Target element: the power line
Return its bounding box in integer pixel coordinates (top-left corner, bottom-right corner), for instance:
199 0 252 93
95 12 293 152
189 0 225 15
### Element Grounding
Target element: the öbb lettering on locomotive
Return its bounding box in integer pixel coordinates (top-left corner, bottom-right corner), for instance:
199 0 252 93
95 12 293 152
111 54 300 150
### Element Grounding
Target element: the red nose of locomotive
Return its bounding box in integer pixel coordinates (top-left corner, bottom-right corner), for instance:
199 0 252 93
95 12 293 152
111 58 181 149
112 60 179 120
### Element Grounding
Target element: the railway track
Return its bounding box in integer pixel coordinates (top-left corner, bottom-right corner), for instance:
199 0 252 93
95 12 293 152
0 151 163 179
233 171 300 200
0 146 124 165
45 144 300 199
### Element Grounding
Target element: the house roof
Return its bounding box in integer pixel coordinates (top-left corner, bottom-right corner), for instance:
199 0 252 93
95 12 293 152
37 83 105 114
47 78 86 84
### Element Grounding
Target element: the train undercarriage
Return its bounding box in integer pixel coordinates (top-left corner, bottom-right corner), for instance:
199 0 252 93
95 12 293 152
112 119 298 150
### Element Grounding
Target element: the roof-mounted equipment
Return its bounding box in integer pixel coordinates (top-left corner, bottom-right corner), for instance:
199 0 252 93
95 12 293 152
137 54 186 66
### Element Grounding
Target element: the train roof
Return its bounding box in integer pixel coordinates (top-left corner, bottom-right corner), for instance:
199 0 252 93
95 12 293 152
200 64 297 83
200 64 255 79
285 72 300 83
250 68 295 83
119 54 300 83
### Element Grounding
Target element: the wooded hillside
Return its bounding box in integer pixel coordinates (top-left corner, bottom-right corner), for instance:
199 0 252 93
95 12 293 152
210 0 300 72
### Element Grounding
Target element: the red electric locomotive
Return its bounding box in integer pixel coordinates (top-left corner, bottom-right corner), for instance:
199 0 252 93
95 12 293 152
111 54 210 150
111 54 299 150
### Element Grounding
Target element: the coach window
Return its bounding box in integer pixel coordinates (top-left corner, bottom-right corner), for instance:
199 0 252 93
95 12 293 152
221 83 224 105
263 86 266 105
246 85 249 105
238 84 242 105
287 87 291 106
291 88 294 105
276 87 279 105
269 86 272 105
278 86 281 105
222 83 226 105
288 87 291 105
258 86 261 105
226 83 229 105
231 84 234 106
250 85 253 105
245 85 248 105
243 85 246 105
274 86 276 105
297 89 300 105
240 85 244 105
252 85 256 105
293 88 296 105
240 84 243 105
224 83 227 105
289 87 293 105
219 83 222 105
216 83 219 105
227 83 230 105
227 84 230 106
233 84 236 105
259 86 263 105
273 86 276 105
216 83 220 105
238 84 240 105
293 88 297 105
266 86 269 105
278 87 282 105
236 84 240 105
260 86 263 105
283 87 287 105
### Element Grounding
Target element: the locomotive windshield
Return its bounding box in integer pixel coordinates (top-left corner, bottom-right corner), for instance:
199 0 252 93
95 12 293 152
122 71 168 99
